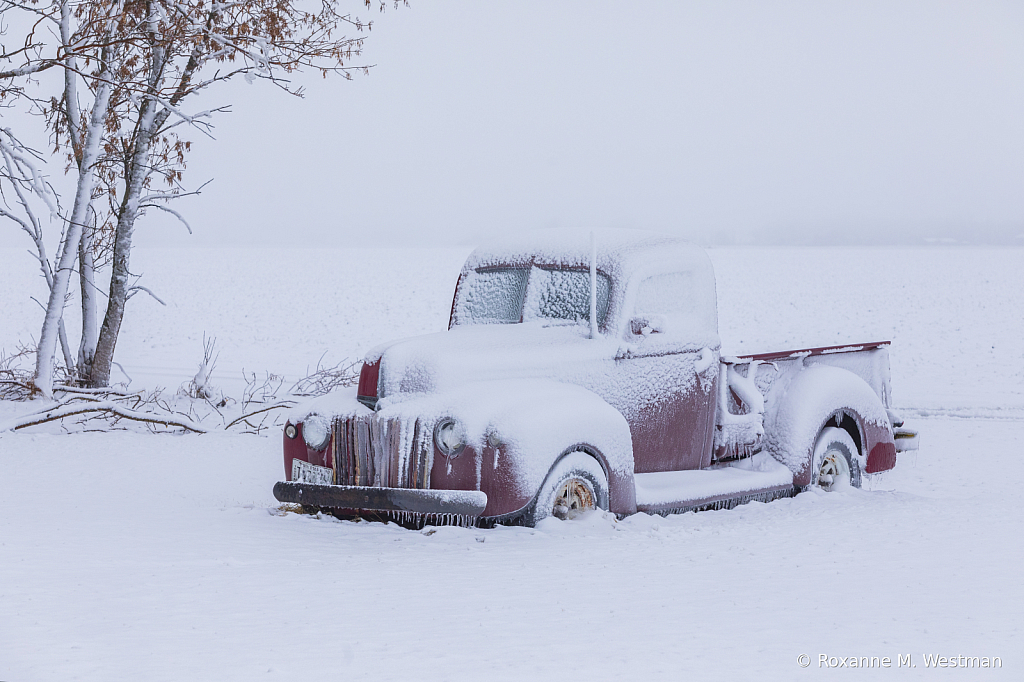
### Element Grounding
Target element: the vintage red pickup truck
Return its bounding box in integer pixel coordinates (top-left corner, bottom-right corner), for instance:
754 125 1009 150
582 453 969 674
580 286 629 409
274 230 918 526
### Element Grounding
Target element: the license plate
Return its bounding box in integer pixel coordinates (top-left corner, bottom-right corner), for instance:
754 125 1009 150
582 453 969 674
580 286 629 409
291 459 335 485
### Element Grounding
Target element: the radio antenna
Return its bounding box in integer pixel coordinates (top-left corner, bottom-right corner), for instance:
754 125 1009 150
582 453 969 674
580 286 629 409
590 231 598 339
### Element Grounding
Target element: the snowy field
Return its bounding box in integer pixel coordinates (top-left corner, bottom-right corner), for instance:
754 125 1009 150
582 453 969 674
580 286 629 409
1 245 1022 680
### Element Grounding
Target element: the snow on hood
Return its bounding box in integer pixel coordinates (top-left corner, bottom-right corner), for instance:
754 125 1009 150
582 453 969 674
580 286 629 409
376 378 635 494
369 321 620 399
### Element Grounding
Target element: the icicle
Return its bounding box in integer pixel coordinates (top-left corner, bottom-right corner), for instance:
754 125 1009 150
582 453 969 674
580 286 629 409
475 450 482 491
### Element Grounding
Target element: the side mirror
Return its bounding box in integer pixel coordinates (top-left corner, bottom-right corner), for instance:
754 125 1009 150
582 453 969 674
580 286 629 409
630 317 662 336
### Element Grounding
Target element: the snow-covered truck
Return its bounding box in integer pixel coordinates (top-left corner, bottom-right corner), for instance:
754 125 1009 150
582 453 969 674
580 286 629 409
273 231 918 526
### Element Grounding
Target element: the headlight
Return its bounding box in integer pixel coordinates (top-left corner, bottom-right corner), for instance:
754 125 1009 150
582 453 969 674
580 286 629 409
284 423 298 439
302 413 331 450
433 417 467 458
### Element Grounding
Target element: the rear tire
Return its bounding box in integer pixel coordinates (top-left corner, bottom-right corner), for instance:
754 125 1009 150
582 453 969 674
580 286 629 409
811 427 861 490
529 452 609 525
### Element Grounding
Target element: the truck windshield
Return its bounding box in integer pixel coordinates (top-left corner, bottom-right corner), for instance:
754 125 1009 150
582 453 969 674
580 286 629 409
456 266 610 327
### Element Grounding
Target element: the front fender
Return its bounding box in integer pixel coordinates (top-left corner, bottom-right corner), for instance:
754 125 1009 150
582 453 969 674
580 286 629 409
377 379 636 517
762 364 893 486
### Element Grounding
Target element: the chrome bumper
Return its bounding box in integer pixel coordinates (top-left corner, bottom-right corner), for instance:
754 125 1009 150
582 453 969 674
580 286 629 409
273 481 488 517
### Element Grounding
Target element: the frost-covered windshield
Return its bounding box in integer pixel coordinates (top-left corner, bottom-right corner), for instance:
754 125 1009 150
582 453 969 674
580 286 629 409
523 267 610 326
457 268 530 324
455 266 610 327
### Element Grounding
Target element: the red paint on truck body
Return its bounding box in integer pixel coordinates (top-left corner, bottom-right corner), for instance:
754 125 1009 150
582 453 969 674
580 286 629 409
866 441 898 473
282 422 333 481
357 359 380 401
623 353 718 474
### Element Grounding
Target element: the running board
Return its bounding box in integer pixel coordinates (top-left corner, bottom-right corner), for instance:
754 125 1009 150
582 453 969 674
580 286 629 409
634 452 797 516
637 484 797 517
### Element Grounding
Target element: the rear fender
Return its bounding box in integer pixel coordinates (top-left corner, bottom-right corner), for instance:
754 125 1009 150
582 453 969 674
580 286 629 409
763 364 894 486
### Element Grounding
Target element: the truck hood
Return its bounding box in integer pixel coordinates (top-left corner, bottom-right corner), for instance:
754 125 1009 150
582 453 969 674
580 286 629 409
369 322 621 400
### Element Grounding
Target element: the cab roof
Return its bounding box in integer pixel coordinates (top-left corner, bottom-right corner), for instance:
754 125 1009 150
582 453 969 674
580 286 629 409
463 228 709 279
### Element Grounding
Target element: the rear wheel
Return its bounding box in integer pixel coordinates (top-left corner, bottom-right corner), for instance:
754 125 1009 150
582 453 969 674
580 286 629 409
530 452 609 525
812 427 861 490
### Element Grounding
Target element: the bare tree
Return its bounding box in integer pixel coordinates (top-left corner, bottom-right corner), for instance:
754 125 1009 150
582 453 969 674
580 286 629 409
1 0 390 396
0 128 78 375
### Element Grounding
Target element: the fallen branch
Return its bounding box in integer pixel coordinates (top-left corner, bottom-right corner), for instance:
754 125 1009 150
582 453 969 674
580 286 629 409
52 385 135 396
2 401 209 433
1 349 361 434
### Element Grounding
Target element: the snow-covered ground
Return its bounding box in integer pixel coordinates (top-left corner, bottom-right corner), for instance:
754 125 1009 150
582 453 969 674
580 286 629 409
1 245 1022 680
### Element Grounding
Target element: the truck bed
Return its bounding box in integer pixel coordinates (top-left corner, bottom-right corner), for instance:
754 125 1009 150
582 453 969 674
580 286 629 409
721 340 894 419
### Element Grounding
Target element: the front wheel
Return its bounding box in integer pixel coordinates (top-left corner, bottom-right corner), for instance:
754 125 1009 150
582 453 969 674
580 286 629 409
529 452 610 525
811 427 862 490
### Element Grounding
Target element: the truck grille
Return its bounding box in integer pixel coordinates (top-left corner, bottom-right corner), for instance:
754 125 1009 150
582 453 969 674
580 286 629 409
332 414 434 489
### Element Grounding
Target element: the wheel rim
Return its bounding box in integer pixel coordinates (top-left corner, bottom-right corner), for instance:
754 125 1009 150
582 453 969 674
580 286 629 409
552 477 595 520
817 448 852 491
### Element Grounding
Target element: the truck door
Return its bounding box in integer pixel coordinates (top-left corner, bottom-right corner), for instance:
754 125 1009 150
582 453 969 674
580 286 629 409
613 271 719 473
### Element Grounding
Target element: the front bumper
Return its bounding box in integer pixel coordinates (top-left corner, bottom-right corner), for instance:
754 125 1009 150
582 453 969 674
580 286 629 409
273 481 488 517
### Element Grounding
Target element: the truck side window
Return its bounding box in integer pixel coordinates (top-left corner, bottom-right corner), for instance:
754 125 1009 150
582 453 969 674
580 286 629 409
634 271 700 335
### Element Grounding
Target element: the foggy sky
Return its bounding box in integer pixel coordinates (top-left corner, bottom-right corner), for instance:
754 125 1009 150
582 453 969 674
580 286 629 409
4 0 1024 248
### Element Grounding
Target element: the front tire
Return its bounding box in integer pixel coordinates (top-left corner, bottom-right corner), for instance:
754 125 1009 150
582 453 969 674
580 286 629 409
811 427 862 490
529 452 609 525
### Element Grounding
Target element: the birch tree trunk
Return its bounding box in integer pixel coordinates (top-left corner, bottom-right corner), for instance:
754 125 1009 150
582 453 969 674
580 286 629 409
87 123 155 388
88 81 165 387
77 234 100 378
88 6 175 388
61 0 101 381
31 76 113 397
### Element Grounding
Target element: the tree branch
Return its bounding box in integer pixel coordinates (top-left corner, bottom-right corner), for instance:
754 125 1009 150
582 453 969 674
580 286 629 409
224 401 295 429
1 399 209 433
127 284 166 305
